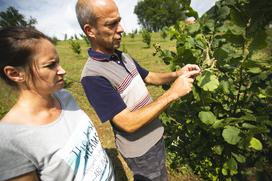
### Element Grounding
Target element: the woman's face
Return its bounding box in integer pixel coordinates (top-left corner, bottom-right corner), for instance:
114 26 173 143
27 39 66 95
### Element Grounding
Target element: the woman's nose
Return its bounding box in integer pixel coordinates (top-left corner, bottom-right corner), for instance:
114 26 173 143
57 65 66 75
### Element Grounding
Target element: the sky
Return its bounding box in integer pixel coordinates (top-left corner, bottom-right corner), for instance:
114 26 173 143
0 0 217 40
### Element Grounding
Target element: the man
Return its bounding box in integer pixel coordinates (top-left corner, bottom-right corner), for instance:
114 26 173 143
75 0 201 180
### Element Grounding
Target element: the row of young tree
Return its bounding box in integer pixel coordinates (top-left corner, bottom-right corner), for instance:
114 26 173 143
153 0 272 180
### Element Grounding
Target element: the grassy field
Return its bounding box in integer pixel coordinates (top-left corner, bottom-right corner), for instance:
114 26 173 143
0 33 200 180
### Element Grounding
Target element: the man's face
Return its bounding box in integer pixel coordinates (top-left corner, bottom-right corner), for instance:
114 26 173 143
92 2 124 54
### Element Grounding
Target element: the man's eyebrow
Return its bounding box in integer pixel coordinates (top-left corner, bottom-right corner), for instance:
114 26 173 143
105 17 121 24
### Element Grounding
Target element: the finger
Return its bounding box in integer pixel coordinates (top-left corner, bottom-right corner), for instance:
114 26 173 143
189 78 194 83
183 70 201 78
189 64 201 71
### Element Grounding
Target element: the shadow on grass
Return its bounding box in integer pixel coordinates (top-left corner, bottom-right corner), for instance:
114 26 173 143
105 148 129 181
142 46 151 49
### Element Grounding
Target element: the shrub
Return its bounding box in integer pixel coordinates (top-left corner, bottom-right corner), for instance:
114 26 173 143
69 40 81 55
160 27 168 39
80 33 90 45
155 0 272 180
141 29 151 47
51 36 58 45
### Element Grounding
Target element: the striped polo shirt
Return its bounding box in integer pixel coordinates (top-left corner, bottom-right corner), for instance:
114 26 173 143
80 49 164 158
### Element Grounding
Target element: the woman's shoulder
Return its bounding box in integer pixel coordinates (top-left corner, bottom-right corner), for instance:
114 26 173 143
54 89 79 110
0 105 28 125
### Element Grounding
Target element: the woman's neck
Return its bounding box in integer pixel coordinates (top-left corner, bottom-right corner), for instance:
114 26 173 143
2 89 61 125
17 89 56 112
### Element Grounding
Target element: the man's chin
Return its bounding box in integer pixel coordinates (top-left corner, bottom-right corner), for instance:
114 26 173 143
114 44 121 49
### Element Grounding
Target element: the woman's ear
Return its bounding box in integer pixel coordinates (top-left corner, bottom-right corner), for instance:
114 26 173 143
84 24 96 39
3 66 25 83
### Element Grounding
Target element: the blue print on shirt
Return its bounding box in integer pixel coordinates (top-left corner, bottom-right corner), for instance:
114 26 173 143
71 124 99 176
61 118 112 181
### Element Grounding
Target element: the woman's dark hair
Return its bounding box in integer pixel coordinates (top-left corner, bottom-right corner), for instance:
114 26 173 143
0 26 51 87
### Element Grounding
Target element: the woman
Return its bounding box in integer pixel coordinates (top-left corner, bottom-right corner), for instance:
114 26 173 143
0 27 114 181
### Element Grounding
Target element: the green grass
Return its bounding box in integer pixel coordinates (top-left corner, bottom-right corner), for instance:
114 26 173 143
0 33 200 180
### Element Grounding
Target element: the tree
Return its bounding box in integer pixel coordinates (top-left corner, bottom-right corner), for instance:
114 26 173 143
134 0 197 31
80 33 90 45
0 6 37 28
51 36 58 45
141 29 151 47
69 40 81 55
154 0 272 180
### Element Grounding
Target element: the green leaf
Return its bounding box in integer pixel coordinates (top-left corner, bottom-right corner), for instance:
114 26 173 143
204 19 215 31
212 145 223 155
249 30 267 50
213 119 223 129
220 80 230 94
247 67 262 74
192 86 201 101
222 126 241 145
227 21 245 36
187 22 200 34
198 111 217 125
225 157 238 170
222 168 228 176
195 34 206 49
214 47 228 62
249 137 263 151
231 152 246 163
230 8 246 27
219 6 230 19
242 123 256 129
197 71 219 92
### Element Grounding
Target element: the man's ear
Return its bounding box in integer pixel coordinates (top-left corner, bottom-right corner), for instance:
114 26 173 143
3 66 25 83
84 24 96 38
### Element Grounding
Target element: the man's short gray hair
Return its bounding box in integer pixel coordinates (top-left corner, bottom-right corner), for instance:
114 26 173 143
75 0 97 32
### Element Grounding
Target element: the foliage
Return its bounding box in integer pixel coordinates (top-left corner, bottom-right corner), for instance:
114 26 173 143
129 32 135 39
161 27 168 39
69 40 81 55
134 0 197 31
80 33 90 45
51 36 59 45
0 6 37 28
122 43 128 53
154 0 272 180
0 107 8 118
141 29 152 48
129 29 137 39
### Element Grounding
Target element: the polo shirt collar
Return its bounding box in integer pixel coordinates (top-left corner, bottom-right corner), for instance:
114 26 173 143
88 48 122 62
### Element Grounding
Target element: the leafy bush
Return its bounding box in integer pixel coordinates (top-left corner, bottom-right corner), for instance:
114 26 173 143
51 36 58 45
129 32 135 39
155 0 272 180
122 43 128 53
161 27 168 39
69 40 81 55
141 29 151 47
80 33 90 45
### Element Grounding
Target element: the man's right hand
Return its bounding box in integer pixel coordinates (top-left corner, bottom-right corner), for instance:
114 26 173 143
168 70 201 99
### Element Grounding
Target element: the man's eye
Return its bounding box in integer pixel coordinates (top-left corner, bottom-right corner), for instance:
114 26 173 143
109 22 118 27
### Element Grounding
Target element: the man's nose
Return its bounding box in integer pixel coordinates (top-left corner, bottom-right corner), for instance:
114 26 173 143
117 23 124 33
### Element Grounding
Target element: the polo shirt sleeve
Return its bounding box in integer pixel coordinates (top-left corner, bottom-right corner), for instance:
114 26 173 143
81 76 127 122
133 60 149 79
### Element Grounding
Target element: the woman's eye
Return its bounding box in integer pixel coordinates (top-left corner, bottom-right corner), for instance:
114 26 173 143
47 62 57 68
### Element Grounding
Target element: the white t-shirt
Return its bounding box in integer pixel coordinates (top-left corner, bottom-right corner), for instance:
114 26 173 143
0 89 114 181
